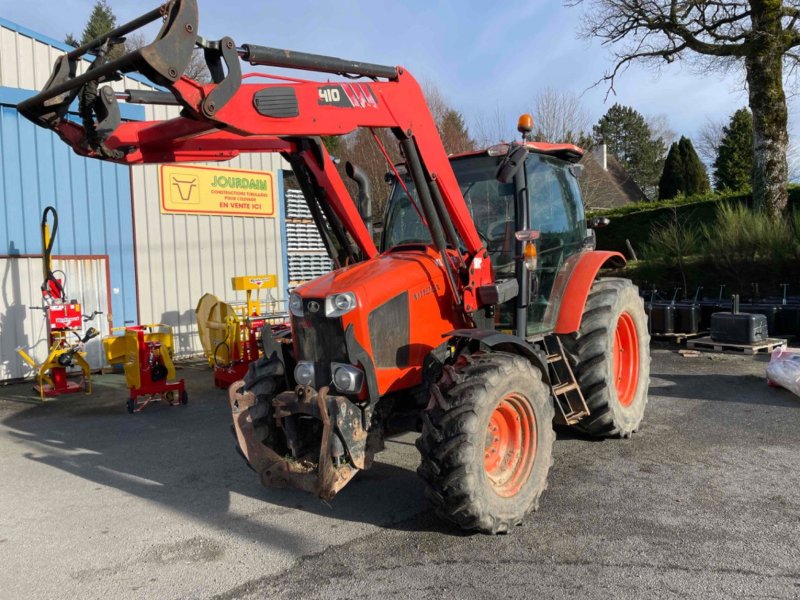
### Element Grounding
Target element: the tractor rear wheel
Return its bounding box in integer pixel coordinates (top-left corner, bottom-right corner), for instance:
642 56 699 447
561 278 650 438
416 352 554 534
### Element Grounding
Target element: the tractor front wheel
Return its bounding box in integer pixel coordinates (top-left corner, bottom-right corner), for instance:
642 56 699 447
417 352 554 534
561 278 650 437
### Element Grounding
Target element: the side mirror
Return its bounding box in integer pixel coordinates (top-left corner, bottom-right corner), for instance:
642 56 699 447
496 145 528 184
588 216 610 229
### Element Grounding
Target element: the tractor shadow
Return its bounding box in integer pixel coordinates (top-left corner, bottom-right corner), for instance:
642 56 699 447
6 357 746 542
0 363 462 546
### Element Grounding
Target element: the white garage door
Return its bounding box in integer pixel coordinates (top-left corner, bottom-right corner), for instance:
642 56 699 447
0 255 111 381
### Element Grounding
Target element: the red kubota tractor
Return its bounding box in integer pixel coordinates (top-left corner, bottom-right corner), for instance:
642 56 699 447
19 0 650 533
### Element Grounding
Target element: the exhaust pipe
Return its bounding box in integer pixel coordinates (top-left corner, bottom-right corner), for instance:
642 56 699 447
345 161 373 237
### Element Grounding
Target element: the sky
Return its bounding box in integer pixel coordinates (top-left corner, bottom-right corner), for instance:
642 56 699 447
3 0 794 149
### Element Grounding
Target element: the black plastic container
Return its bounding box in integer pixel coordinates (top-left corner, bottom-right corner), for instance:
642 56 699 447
775 305 800 336
675 303 701 334
647 303 675 334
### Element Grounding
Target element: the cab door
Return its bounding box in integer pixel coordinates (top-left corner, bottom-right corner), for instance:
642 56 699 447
525 154 585 335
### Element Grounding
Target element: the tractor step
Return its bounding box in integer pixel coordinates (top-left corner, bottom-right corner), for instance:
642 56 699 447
552 382 579 395
543 336 590 426
560 410 588 425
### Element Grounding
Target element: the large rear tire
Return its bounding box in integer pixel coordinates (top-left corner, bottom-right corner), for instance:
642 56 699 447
560 278 650 438
416 352 555 534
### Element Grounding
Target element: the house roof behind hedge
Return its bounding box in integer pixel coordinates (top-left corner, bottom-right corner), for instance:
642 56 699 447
579 149 648 210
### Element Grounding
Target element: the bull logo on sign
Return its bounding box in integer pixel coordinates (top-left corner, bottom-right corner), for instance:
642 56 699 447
171 176 199 203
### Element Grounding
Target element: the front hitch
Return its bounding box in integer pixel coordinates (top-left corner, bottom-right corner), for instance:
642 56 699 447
229 381 376 500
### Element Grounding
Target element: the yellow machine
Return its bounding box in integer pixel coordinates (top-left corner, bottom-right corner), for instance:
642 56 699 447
17 206 102 401
17 325 97 402
195 275 288 388
103 324 186 413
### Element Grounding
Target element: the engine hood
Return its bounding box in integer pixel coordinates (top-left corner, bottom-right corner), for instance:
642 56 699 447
295 247 448 310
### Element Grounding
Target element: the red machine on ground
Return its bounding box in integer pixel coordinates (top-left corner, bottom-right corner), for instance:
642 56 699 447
103 324 187 413
19 0 650 533
195 275 289 388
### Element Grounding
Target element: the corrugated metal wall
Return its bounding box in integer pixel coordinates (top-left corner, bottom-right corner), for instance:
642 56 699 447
0 103 137 330
131 152 287 356
0 18 154 93
0 256 111 380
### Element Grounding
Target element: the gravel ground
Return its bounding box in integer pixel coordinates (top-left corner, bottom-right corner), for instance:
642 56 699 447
1 347 798 599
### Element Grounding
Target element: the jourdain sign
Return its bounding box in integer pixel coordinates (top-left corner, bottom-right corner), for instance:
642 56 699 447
159 165 275 217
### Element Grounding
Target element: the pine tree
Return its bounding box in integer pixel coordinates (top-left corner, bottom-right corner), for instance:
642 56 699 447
714 109 754 191
65 1 123 58
593 104 667 199
658 137 711 199
678 136 710 196
80 0 117 45
658 142 685 200
438 109 475 155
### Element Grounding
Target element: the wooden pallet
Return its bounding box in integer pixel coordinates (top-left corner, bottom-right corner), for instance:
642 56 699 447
686 336 787 355
651 331 706 344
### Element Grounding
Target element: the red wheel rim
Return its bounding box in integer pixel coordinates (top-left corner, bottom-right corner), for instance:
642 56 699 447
613 311 640 407
484 393 537 498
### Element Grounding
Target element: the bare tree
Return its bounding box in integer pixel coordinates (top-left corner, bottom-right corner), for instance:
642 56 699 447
421 78 449 125
647 113 677 148
568 0 800 217
332 81 474 217
696 116 726 166
530 88 592 143
472 104 513 147
421 80 476 154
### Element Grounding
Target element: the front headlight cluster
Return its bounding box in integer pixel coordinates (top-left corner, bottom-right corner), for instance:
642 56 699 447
331 362 364 393
292 360 364 394
288 292 357 318
294 361 315 386
289 293 304 317
325 292 357 317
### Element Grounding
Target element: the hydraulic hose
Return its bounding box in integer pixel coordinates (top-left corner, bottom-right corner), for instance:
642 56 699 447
41 206 64 299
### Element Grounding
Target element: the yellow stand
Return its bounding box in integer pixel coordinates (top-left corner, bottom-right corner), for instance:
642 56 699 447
16 332 92 402
230 274 278 316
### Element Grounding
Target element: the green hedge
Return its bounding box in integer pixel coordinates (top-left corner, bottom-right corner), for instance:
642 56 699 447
592 186 800 255
605 257 800 298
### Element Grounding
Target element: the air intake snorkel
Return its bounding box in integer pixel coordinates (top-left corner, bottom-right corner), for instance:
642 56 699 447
345 161 373 237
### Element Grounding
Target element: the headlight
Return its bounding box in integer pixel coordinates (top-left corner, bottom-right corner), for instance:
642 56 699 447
289 293 304 317
294 361 315 386
331 362 364 393
325 292 357 317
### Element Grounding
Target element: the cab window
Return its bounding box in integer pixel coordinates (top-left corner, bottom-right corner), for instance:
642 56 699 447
526 154 586 334
382 156 515 277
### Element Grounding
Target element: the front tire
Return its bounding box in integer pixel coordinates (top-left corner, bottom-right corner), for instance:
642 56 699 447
561 278 650 437
417 352 555 534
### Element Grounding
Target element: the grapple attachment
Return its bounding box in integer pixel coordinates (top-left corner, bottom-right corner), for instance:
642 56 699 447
229 381 378 500
18 1 197 128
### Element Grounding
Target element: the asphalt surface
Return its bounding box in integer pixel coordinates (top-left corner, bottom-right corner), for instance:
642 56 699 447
1 347 799 600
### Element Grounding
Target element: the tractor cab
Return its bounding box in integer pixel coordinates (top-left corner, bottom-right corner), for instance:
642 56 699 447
382 139 587 337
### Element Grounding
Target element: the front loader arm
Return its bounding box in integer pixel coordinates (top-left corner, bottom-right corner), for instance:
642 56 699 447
18 0 494 312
